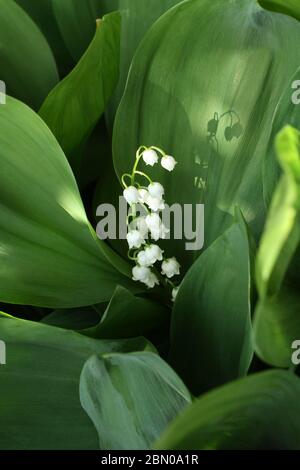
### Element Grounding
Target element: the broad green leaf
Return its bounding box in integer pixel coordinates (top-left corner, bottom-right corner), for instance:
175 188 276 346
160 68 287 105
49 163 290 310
82 286 169 339
15 0 74 77
0 314 150 450
254 126 300 367
0 0 58 110
263 67 300 207
79 352 191 450
52 0 103 62
254 288 300 367
260 0 300 21
78 119 111 189
93 154 127 258
113 0 300 267
257 126 300 297
40 13 120 159
0 96 134 308
41 285 168 340
154 370 300 450
41 306 102 330
102 0 183 124
170 210 253 395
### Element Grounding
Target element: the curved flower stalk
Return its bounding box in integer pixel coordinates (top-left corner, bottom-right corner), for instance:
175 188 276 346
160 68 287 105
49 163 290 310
121 146 180 299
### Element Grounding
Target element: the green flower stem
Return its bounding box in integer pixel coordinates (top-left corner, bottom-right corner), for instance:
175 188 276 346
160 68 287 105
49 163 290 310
131 146 146 184
150 146 166 157
166 278 176 289
131 203 137 219
127 250 138 261
134 170 152 184
138 202 150 214
152 265 166 285
121 173 132 188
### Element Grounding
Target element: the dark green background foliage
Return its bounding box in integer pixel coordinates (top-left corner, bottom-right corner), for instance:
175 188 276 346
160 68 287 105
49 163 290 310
0 0 300 450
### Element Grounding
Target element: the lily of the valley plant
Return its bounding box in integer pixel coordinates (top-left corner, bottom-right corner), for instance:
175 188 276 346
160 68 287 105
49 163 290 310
0 0 300 452
122 146 180 298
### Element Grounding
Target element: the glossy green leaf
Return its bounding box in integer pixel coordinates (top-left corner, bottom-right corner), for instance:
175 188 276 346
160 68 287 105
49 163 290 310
263 67 300 207
0 96 134 308
93 154 127 258
41 306 102 330
40 13 120 159
113 0 300 268
79 352 191 450
259 0 300 22
15 0 74 77
52 0 103 62
0 0 58 110
257 126 300 297
254 288 300 367
254 126 300 367
0 314 150 450
170 210 253 395
82 286 169 339
41 285 168 340
103 0 182 123
78 119 111 189
154 370 300 450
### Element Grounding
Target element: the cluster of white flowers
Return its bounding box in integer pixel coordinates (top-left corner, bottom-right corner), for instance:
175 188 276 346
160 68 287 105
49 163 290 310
121 146 180 300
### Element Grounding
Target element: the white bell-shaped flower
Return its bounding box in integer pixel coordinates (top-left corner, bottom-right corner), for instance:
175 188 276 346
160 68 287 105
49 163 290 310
145 213 161 230
161 155 177 172
138 188 148 204
126 230 145 249
136 250 150 267
130 216 148 237
147 244 164 263
160 224 169 240
161 257 180 278
145 213 169 241
137 244 164 267
142 149 158 166
123 186 139 205
132 265 151 282
132 265 159 288
148 182 164 199
145 194 165 212
144 271 159 288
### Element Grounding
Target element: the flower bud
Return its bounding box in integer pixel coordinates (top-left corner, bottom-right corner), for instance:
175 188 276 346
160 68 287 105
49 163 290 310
145 213 161 230
145 194 165 212
161 257 180 278
123 186 139 205
161 155 177 172
142 149 158 166
147 244 164 263
144 271 159 288
145 213 169 240
148 182 164 199
137 244 163 267
132 265 151 282
132 265 159 288
126 230 145 249
130 216 148 237
138 188 148 204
